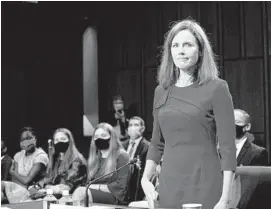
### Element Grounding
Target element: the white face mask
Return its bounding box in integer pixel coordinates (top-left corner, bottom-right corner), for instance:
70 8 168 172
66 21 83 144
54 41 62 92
128 126 141 139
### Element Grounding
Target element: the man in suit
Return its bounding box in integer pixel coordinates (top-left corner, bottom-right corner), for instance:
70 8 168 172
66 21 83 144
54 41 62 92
233 109 268 209
122 116 150 202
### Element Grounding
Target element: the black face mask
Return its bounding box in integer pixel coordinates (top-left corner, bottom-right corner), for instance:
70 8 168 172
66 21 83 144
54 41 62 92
95 138 110 150
236 125 246 139
55 142 69 153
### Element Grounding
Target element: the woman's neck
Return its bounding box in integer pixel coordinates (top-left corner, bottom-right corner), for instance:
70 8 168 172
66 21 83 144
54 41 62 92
176 68 194 87
100 149 110 158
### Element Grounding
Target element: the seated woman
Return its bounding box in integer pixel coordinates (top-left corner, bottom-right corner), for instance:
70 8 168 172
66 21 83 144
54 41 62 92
72 123 131 206
30 128 87 198
1 127 49 204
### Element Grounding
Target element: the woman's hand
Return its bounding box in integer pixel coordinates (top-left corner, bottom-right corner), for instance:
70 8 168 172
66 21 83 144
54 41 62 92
141 177 157 209
213 199 229 209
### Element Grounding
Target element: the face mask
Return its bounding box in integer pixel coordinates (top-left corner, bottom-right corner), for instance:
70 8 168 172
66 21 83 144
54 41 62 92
54 142 69 153
128 127 141 139
20 139 36 153
236 125 246 139
95 138 110 150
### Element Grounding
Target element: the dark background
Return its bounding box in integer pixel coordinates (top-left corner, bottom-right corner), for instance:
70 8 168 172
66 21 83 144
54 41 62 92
1 1 271 163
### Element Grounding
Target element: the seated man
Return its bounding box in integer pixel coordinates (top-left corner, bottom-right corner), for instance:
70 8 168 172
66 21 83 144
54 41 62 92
233 109 268 209
122 116 150 202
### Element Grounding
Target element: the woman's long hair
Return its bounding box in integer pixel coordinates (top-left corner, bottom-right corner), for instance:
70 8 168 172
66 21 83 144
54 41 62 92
87 123 124 181
158 19 219 89
47 128 86 180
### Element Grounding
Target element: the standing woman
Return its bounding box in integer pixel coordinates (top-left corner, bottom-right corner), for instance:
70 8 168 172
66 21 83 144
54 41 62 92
141 19 236 209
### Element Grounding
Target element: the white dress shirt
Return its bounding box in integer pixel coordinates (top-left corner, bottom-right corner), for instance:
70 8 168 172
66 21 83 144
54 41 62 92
236 136 248 158
127 137 142 159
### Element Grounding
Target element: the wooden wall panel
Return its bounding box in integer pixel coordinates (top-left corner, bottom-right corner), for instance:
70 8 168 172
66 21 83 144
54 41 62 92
244 2 263 57
254 133 266 148
200 2 219 54
160 1 179 37
268 2 271 55
178 2 198 20
145 68 159 134
222 2 241 59
143 5 161 68
110 34 124 70
123 20 143 70
113 70 142 116
224 59 264 133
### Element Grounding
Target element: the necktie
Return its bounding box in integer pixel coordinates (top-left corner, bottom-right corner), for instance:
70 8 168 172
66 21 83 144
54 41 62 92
128 142 135 158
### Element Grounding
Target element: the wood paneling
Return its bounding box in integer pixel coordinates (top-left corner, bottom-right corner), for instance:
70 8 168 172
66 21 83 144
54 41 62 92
160 1 179 37
113 70 142 116
244 2 263 57
143 4 161 68
178 2 198 20
200 2 219 54
268 2 271 55
253 133 266 148
224 59 264 133
145 68 159 133
222 2 241 59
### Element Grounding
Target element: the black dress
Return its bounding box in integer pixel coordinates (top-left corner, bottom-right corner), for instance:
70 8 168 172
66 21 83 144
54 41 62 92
147 79 237 209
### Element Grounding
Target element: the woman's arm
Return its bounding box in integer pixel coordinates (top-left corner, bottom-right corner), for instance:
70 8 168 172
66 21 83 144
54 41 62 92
219 171 235 203
10 163 46 186
212 80 237 208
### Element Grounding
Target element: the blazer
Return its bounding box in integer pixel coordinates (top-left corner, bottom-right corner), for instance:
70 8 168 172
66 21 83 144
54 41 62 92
237 133 268 209
123 137 150 202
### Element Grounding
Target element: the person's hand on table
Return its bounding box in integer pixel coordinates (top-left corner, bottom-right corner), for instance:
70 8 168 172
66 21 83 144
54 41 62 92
141 177 156 209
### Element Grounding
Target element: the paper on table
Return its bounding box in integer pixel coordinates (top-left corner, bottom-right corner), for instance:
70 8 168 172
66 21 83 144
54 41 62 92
50 204 115 209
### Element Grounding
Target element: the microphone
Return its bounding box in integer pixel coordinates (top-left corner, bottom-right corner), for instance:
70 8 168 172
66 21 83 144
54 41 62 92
135 155 141 170
46 139 53 175
85 157 137 207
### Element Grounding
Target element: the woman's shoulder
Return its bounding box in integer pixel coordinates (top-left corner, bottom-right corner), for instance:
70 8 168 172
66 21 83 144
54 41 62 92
117 149 130 163
205 78 228 88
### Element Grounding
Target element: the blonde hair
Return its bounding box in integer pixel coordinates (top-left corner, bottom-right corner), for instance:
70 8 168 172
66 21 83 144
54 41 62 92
158 19 219 89
48 128 86 179
87 123 124 181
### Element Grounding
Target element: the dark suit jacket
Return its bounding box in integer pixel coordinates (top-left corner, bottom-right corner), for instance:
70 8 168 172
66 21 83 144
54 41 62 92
1 155 12 181
237 133 268 209
123 137 150 202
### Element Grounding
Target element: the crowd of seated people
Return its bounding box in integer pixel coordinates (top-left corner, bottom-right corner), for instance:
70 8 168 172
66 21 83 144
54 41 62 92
1 106 270 209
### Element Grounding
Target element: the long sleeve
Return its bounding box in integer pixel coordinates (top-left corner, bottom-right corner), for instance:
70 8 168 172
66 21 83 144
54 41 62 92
146 86 165 164
212 80 236 171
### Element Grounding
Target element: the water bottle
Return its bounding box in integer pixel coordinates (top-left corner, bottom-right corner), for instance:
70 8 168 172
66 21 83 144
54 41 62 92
43 189 58 209
58 190 73 206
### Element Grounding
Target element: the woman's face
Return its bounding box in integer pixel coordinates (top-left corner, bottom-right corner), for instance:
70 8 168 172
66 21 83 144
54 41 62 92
54 131 70 153
93 128 111 150
171 29 200 71
20 132 36 153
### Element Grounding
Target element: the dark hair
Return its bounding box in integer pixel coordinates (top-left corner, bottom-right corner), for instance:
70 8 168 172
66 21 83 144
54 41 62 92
112 95 123 102
20 127 37 140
